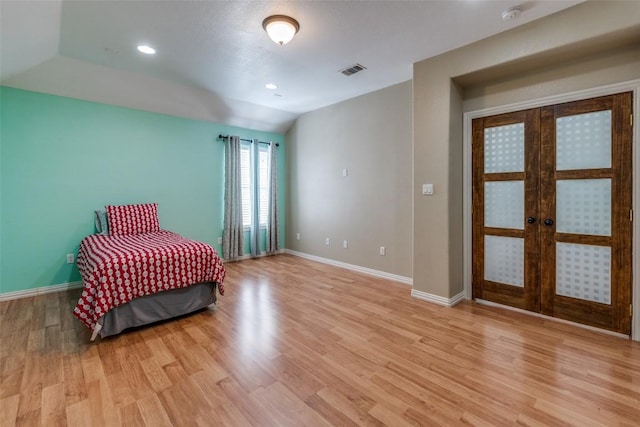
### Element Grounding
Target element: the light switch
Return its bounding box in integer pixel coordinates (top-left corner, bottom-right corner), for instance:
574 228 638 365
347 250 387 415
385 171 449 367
342 168 348 177
422 184 434 195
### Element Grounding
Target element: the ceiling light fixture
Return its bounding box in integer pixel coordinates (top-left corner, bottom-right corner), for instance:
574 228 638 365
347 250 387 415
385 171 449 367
265 83 278 90
262 15 300 45
137 45 156 55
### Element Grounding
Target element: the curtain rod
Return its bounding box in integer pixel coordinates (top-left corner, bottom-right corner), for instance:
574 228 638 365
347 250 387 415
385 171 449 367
218 134 280 147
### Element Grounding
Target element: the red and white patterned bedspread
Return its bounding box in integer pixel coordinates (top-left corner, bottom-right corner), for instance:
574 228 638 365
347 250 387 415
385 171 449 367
73 230 226 331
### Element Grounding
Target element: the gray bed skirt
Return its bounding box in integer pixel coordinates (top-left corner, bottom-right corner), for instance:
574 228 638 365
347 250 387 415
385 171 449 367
95 282 218 339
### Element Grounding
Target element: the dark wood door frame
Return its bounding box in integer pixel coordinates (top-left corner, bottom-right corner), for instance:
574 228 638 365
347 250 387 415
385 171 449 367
539 93 633 334
472 92 633 334
472 109 540 312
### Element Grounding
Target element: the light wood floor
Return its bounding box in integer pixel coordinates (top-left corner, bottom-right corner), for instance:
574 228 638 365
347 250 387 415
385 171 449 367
1 254 639 426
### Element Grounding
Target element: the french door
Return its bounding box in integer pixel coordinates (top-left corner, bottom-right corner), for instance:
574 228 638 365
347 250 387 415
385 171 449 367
472 93 633 334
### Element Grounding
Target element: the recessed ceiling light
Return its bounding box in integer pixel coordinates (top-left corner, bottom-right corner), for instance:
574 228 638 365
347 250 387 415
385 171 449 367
265 83 278 90
137 45 156 55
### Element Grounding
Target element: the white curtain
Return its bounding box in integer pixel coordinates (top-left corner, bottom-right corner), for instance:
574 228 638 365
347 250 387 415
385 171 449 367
266 142 280 254
222 136 244 260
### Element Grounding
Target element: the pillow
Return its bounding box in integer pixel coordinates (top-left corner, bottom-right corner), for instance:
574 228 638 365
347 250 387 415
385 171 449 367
106 203 160 235
94 209 109 235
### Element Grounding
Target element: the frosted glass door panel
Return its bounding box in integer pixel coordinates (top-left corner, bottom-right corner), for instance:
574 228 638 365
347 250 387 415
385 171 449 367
556 179 611 236
484 181 524 229
484 236 524 287
556 242 611 304
556 110 611 170
484 123 525 173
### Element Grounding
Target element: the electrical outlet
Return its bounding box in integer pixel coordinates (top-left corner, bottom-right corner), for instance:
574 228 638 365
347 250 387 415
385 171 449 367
343 240 348 249
296 233 300 240
379 246 385 256
325 237 330 246
217 237 223 245
66 253 75 264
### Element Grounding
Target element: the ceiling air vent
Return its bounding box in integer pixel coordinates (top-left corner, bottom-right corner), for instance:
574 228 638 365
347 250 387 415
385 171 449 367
339 63 367 76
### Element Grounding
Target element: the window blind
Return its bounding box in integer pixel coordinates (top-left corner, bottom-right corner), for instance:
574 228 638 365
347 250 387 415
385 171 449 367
240 144 270 227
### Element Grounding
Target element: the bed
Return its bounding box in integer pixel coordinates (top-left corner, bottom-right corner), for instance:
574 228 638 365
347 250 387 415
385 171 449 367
73 203 226 340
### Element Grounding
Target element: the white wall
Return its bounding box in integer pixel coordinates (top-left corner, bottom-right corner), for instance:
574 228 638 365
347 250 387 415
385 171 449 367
286 81 413 279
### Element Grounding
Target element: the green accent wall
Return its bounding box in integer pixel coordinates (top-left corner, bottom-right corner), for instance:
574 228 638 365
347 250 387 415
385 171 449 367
0 87 285 294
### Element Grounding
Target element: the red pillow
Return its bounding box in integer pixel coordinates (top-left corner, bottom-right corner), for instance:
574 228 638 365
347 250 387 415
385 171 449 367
106 203 160 235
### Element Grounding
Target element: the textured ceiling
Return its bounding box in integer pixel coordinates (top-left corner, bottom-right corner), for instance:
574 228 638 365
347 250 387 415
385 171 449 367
1 0 584 132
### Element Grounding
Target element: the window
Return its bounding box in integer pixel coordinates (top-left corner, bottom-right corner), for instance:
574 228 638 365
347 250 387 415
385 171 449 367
258 148 269 226
240 143 270 228
240 144 251 226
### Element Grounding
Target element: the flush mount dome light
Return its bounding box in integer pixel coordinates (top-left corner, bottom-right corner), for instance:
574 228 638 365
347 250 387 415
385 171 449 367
137 45 156 54
265 83 278 90
262 15 300 45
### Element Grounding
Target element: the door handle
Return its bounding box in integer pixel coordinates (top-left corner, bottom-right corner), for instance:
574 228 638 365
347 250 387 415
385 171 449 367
526 217 536 224
544 218 554 226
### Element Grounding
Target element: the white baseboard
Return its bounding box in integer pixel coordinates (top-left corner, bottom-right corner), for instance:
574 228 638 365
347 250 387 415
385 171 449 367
411 289 466 307
0 250 288 300
0 281 84 302
475 299 630 339
284 249 412 285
